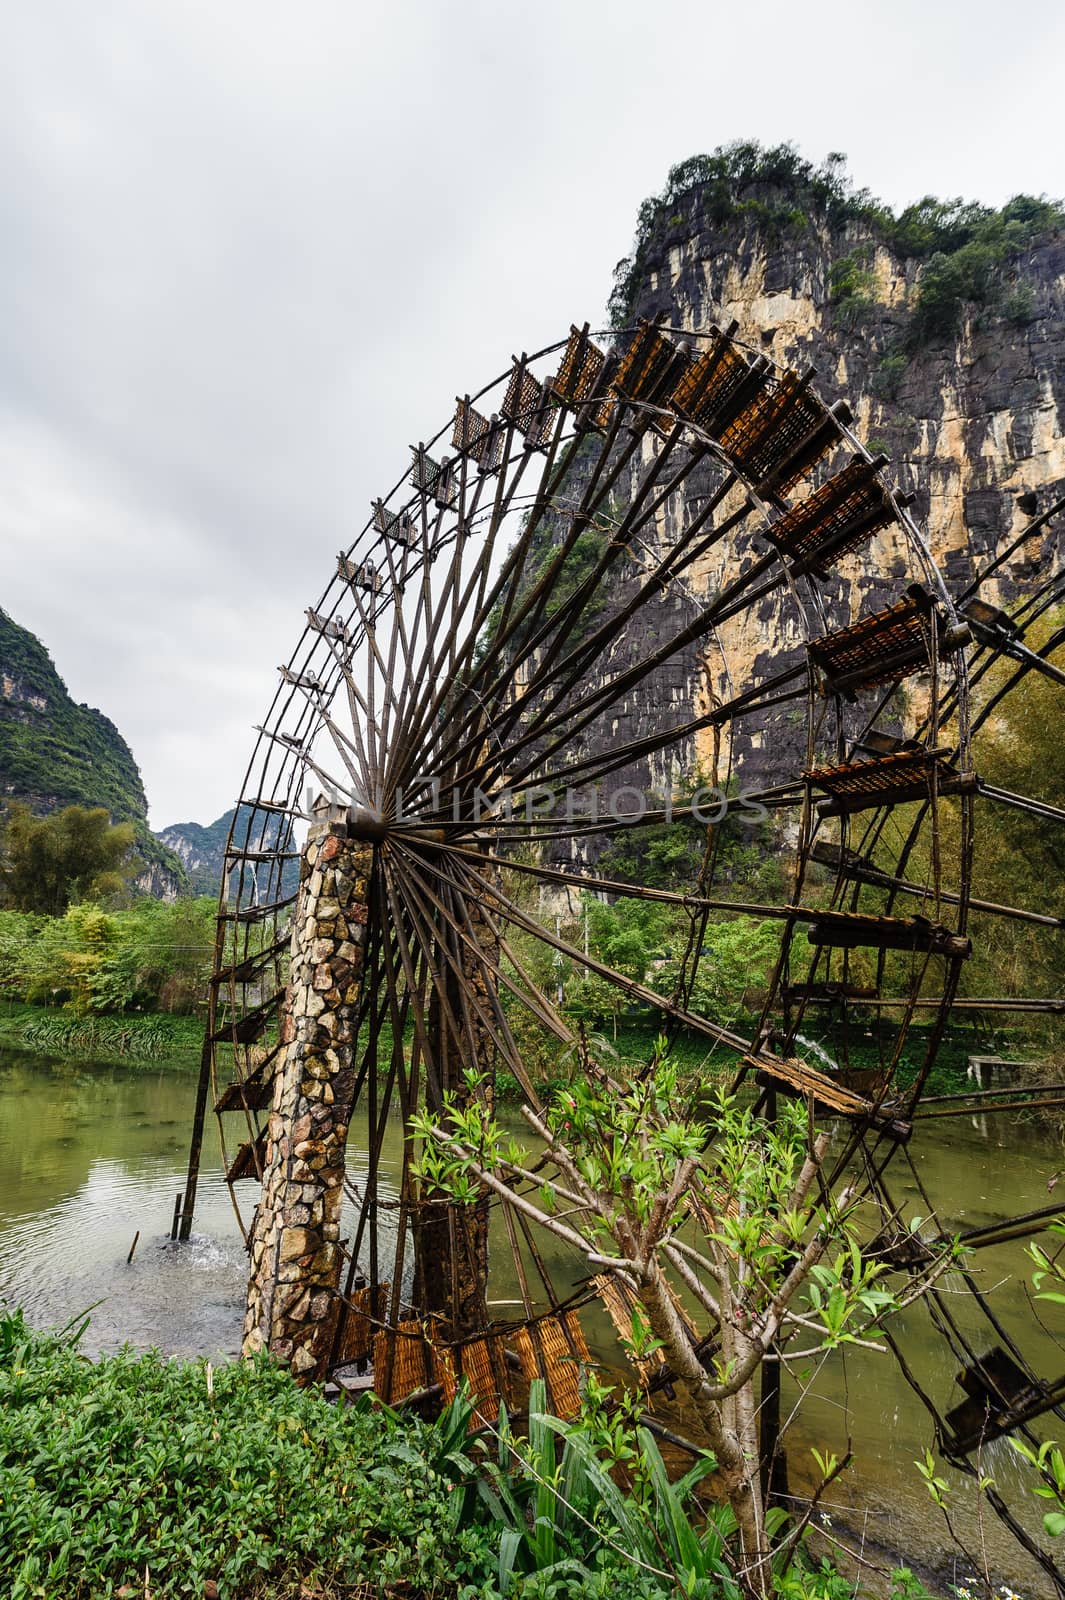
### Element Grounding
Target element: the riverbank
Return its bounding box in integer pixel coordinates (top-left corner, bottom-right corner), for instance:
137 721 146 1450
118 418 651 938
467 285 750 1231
1 1049 1059 1596
0 1001 202 1064
0 998 1041 1101
496 1015 1030 1101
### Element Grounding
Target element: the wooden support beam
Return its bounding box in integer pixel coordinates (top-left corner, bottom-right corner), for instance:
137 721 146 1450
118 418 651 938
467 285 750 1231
803 909 971 958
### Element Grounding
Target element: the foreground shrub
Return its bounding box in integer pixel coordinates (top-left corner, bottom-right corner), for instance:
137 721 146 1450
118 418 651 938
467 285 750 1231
0 1310 938 1599
0 1309 499 1599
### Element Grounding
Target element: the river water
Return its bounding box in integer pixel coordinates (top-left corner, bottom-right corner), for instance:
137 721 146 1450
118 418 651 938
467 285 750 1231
1 1042 1063 1592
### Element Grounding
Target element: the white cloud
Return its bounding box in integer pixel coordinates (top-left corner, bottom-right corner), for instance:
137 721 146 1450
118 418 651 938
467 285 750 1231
1 0 1062 824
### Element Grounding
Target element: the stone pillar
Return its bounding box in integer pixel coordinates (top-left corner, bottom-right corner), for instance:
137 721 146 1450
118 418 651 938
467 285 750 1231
242 808 371 1379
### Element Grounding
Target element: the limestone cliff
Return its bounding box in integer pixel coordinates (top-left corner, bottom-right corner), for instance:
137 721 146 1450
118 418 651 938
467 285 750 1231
157 810 237 897
578 146 1065 799
158 806 299 900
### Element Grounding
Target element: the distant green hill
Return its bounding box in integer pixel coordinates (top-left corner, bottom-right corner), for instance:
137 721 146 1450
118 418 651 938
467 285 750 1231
156 809 235 896
0 607 186 897
158 804 300 900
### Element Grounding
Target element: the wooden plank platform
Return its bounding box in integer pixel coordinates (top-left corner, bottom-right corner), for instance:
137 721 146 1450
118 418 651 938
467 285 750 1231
306 608 351 643
960 596 1021 647
718 368 845 495
745 1050 911 1140
211 940 290 988
226 1125 268 1182
210 993 283 1045
214 1078 274 1113
807 585 959 698
801 908 971 958
805 748 976 817
761 458 895 576
945 1347 1059 1455
610 320 690 414
223 848 299 865
781 981 878 1007
669 322 768 436
550 324 607 424
221 892 298 925
280 666 326 693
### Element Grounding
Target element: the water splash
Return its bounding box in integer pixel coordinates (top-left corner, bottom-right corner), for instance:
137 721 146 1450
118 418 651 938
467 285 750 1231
793 1033 839 1072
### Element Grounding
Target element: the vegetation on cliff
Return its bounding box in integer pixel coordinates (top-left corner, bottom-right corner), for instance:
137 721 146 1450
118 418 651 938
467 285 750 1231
0 608 185 894
158 804 299 900
0 609 147 821
608 140 1065 346
156 807 239 895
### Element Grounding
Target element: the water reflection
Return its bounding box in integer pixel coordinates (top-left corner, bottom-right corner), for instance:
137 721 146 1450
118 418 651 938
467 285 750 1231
0 1047 602 1358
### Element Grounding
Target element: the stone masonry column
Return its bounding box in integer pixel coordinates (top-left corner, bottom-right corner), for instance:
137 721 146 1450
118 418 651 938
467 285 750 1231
242 806 371 1379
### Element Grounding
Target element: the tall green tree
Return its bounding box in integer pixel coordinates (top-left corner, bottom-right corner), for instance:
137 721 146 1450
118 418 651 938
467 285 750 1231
0 803 136 915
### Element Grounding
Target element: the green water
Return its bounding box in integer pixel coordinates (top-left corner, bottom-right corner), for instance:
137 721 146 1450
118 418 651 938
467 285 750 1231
0 1045 595 1358
1 1044 1064 1591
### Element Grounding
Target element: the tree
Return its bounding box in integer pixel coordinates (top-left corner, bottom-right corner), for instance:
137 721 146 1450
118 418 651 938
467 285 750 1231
657 915 781 1019
0 803 136 915
413 1044 955 1599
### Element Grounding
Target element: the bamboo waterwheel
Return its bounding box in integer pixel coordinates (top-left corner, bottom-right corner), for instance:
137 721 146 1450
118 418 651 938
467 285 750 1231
177 318 1065 1585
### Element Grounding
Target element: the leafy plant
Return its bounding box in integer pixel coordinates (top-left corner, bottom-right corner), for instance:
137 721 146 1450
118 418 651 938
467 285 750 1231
1009 1436 1065 1539
0 803 137 916
828 246 878 326
872 350 910 402
0 1309 500 1598
413 1044 956 1597
0 896 219 1018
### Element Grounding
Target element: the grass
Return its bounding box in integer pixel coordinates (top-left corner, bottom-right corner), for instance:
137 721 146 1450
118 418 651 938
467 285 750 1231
0 1001 204 1064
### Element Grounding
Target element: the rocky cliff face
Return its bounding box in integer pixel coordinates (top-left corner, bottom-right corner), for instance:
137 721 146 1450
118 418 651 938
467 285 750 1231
158 806 300 901
157 810 236 896
631 204 1065 597
571 155 1065 802
0 607 186 899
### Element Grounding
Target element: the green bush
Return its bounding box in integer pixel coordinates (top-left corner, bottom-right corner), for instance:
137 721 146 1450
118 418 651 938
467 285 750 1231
827 246 878 327
0 1308 500 1599
1003 282 1037 324
871 350 909 402
0 897 218 1016
0 1317 720 1600
0 1310 940 1600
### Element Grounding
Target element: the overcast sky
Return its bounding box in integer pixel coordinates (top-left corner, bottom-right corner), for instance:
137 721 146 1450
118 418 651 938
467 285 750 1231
2 0 1062 829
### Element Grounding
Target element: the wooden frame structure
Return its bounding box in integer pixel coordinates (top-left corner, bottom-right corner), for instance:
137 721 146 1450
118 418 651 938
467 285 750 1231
175 316 1065 1589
